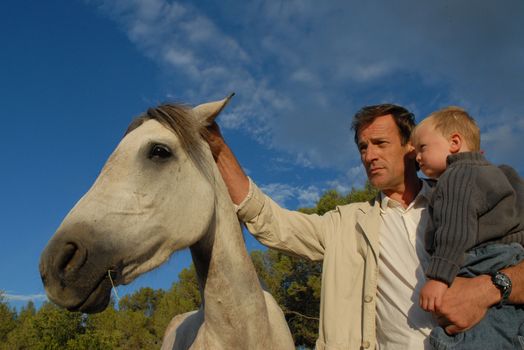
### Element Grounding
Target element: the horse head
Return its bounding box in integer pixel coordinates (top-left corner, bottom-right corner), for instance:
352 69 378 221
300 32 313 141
39 94 233 313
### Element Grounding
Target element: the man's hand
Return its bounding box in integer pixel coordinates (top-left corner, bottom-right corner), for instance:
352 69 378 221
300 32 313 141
204 121 226 161
203 121 250 205
435 275 499 335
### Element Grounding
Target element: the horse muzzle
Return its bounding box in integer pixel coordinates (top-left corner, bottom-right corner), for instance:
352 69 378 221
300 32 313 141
39 222 118 313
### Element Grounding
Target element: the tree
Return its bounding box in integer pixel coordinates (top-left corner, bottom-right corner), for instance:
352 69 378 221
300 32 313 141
1 300 38 350
252 249 321 347
67 302 121 350
69 296 161 350
4 301 85 350
119 287 165 317
0 292 16 345
152 265 201 341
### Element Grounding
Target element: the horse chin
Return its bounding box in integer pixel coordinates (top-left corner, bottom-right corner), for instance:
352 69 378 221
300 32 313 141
68 275 113 314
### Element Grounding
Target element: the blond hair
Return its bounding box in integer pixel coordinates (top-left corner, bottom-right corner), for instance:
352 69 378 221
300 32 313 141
415 106 480 151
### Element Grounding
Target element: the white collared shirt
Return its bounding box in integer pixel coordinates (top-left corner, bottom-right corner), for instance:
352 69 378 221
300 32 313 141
376 181 437 349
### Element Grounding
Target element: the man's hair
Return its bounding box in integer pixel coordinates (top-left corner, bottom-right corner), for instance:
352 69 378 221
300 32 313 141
417 106 480 151
352 104 416 146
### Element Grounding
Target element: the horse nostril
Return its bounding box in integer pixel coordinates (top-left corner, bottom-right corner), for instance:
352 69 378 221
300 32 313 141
57 242 87 277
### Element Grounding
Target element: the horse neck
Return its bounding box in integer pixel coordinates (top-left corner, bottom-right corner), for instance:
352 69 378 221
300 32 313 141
189 165 271 344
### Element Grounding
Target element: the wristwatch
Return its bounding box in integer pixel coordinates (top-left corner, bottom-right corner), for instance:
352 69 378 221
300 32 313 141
490 271 512 307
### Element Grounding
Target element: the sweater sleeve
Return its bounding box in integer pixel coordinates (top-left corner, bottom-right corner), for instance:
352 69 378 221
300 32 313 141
426 166 480 285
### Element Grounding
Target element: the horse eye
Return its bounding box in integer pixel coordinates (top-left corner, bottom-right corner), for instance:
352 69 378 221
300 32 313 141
148 144 172 160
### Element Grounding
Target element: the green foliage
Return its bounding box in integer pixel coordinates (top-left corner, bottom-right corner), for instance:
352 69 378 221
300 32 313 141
0 292 17 345
299 181 378 215
313 189 348 215
22 302 84 350
118 287 165 317
347 181 379 204
252 249 321 348
2 301 37 350
0 267 200 350
68 305 121 350
151 265 201 339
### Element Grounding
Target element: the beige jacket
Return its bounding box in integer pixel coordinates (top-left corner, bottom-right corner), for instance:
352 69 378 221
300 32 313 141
237 179 382 350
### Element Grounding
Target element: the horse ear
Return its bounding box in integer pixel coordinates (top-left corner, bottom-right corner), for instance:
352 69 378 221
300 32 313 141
193 93 235 126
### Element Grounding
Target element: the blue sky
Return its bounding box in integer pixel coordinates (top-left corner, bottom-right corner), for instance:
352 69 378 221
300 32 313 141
1 0 523 310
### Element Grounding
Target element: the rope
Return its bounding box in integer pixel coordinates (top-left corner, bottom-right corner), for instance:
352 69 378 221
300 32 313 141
283 308 320 321
108 270 120 303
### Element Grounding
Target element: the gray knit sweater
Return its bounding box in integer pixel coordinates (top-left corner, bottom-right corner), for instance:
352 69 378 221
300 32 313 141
425 152 524 285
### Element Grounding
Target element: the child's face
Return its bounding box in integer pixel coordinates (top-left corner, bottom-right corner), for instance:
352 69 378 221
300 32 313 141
413 123 451 179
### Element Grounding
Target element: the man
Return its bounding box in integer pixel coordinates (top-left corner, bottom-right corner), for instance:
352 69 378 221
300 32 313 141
206 104 524 349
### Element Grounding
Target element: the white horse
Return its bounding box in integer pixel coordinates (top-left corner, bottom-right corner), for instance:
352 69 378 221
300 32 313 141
39 95 294 349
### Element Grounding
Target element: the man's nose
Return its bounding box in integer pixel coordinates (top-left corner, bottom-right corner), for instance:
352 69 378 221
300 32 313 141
364 145 378 163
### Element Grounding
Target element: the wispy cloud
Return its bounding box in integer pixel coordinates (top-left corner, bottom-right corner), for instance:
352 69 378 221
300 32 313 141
88 0 524 174
481 114 524 166
261 183 320 208
89 0 282 136
3 293 48 302
326 166 368 195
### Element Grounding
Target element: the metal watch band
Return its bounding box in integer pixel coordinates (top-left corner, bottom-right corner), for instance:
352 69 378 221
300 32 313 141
490 271 512 307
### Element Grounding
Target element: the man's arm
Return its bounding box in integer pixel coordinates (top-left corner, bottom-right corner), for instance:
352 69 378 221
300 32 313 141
437 260 524 334
205 122 328 260
205 122 249 204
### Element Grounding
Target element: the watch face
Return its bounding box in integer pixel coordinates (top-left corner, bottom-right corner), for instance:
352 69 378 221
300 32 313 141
495 274 511 288
492 272 512 305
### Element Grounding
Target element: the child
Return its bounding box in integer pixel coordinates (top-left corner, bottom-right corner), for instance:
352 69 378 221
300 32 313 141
411 106 524 349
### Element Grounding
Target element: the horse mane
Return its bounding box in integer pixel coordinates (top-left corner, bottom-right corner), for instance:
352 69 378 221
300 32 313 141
125 103 214 183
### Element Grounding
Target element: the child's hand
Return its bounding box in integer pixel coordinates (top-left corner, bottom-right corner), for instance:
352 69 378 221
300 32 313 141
419 279 448 312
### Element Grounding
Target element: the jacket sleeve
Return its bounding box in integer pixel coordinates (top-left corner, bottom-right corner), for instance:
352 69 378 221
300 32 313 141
237 178 338 261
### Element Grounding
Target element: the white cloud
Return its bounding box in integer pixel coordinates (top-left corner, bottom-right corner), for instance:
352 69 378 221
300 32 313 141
326 166 367 195
296 187 321 208
3 293 48 302
219 111 245 129
481 114 524 170
260 182 320 208
291 69 319 86
260 183 296 207
89 0 524 174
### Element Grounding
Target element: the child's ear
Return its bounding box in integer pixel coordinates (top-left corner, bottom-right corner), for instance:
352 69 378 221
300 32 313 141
449 133 462 153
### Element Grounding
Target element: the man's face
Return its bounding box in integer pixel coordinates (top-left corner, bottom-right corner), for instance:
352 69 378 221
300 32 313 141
357 114 414 192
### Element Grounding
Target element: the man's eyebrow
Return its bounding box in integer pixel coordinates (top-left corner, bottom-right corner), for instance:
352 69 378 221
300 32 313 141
369 136 389 142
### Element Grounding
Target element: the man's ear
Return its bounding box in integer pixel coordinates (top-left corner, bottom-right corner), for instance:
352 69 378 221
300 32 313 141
405 141 417 159
449 133 462 153
193 93 235 126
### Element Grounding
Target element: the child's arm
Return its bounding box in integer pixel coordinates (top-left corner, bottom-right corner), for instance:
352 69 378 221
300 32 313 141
426 173 479 286
419 279 448 312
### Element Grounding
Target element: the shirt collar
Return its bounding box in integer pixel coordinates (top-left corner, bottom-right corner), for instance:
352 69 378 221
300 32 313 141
379 179 431 212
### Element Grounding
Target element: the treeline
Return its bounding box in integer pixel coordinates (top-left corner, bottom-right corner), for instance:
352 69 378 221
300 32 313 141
1 184 377 350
